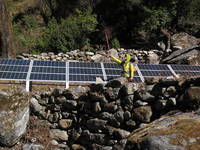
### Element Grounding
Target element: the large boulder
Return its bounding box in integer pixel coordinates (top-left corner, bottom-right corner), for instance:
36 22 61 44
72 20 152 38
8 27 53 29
147 51 160 64
0 89 29 147
127 110 200 150
178 86 200 110
108 48 119 59
171 32 199 49
132 106 152 123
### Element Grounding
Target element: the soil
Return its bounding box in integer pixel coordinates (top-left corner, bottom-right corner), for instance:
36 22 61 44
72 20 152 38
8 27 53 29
0 115 55 150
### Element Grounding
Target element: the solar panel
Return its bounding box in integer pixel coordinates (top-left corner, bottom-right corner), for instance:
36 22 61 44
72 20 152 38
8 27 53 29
0 65 29 72
33 60 65 67
30 73 65 81
0 59 30 65
1 58 200 88
171 64 200 71
103 62 121 69
141 70 173 77
69 68 102 75
69 75 104 82
0 72 27 80
105 69 140 76
175 71 200 76
138 64 169 71
0 59 30 80
32 67 66 74
69 61 101 68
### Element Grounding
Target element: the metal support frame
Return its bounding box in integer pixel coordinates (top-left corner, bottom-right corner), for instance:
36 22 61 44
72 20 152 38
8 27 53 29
26 60 33 92
167 64 178 78
135 64 145 82
101 62 107 81
65 62 69 89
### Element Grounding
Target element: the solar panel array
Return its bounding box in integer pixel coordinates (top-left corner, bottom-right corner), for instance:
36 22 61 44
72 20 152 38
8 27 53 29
0 58 200 84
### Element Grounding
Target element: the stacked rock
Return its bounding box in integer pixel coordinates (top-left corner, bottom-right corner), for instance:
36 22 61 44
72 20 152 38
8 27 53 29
29 76 200 149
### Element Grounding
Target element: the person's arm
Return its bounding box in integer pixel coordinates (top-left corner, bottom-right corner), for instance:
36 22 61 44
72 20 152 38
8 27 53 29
111 56 122 64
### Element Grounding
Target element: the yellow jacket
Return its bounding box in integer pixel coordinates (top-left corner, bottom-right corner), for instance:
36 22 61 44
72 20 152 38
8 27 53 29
111 54 136 79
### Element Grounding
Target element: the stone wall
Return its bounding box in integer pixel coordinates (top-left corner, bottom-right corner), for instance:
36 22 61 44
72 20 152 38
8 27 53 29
30 76 200 149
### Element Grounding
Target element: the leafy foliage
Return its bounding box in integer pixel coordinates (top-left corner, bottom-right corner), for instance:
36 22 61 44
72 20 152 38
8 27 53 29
111 38 120 49
37 8 97 53
9 0 200 54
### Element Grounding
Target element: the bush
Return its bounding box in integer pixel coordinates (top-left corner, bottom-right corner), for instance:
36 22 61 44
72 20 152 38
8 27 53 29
111 38 120 49
37 8 98 53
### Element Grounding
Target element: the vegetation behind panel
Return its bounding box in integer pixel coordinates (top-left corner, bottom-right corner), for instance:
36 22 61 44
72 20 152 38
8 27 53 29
7 0 200 54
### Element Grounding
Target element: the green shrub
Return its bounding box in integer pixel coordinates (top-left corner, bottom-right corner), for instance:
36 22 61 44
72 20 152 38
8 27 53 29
111 38 120 49
37 8 98 53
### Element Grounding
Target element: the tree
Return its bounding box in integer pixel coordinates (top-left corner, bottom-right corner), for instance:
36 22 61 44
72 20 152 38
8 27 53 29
0 0 15 57
37 8 98 52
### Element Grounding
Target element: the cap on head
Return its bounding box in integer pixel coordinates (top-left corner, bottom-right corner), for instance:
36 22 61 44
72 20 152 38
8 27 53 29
130 55 137 62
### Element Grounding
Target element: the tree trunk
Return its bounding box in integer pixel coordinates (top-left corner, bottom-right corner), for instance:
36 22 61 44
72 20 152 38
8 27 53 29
0 0 15 58
161 28 171 50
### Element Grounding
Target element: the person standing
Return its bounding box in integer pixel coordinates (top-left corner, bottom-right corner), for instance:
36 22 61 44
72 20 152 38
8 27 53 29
111 54 138 81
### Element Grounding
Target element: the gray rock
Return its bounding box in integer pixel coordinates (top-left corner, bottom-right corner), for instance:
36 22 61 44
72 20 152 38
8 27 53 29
140 135 185 150
50 140 58 146
93 102 102 113
105 77 128 88
122 95 134 111
50 129 68 141
124 111 132 121
104 87 120 101
113 139 127 150
133 106 152 123
126 120 136 128
108 48 119 58
166 97 176 107
52 88 63 97
106 126 130 139
164 86 177 97
102 102 118 113
119 83 135 97
114 110 124 123
22 144 44 150
147 51 160 64
55 96 66 104
179 86 200 110
135 89 155 102
63 86 88 100
63 100 77 110
86 118 107 131
48 112 60 123
37 97 48 106
58 119 73 129
99 112 114 121
71 144 86 150
88 92 105 102
30 98 46 117
89 84 104 93
91 144 112 150
154 100 167 111
134 100 148 107
85 51 94 56
91 54 104 62
171 32 199 49
0 90 29 147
